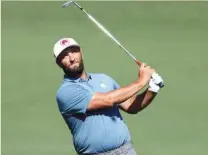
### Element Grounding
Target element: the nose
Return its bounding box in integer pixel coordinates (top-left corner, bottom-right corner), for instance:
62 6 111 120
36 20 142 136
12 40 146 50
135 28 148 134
67 52 75 63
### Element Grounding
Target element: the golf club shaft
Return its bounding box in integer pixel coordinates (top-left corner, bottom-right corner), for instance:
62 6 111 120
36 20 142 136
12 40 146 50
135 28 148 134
72 1 142 66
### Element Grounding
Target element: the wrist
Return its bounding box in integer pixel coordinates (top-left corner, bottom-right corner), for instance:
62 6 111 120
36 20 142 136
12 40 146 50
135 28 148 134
147 90 157 95
135 79 147 89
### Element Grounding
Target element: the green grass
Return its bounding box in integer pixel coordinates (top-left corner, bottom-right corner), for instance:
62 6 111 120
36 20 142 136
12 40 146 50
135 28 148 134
2 1 208 155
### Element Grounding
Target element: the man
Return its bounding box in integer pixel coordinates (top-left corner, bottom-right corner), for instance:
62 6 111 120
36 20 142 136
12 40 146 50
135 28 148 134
54 38 164 155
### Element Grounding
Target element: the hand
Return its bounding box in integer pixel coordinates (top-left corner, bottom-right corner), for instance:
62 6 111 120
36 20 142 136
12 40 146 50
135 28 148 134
148 78 160 93
151 72 164 87
148 73 164 93
137 63 155 86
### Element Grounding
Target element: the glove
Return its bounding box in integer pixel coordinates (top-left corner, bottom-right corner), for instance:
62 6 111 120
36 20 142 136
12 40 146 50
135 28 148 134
148 73 164 93
151 72 164 86
148 78 160 93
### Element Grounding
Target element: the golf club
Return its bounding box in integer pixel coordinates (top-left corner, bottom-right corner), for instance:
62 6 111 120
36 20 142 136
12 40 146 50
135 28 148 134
62 0 164 88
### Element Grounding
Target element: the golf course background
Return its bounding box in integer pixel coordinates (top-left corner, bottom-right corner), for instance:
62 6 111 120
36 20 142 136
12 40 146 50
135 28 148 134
2 1 208 155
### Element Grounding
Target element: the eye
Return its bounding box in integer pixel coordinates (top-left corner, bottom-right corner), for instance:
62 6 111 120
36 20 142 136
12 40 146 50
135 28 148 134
69 47 80 53
58 51 68 60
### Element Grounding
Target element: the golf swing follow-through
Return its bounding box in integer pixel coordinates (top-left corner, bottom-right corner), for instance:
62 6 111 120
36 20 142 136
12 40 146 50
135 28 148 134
54 1 164 155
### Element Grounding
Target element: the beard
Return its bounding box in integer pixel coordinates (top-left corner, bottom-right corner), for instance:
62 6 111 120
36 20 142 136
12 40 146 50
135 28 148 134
63 59 84 77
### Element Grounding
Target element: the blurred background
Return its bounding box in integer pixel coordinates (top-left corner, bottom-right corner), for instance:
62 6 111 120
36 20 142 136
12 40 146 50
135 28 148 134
2 1 208 155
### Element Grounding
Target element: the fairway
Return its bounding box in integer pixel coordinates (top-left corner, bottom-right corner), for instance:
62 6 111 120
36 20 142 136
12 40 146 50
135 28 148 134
2 1 208 155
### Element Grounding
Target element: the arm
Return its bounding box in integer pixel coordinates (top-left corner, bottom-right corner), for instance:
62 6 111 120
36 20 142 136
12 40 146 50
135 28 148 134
87 63 155 111
87 80 146 111
119 73 164 114
119 89 157 114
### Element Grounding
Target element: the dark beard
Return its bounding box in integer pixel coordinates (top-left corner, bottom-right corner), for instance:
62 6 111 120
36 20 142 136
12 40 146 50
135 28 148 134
63 60 84 78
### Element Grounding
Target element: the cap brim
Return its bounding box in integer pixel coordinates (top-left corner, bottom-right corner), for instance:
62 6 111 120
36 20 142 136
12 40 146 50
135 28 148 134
56 44 80 60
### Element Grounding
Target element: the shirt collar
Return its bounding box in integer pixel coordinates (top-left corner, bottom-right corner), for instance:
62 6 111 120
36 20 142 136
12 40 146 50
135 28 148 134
63 72 92 83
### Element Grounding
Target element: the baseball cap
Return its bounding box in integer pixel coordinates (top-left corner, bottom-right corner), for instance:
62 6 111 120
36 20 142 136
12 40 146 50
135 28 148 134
53 38 80 59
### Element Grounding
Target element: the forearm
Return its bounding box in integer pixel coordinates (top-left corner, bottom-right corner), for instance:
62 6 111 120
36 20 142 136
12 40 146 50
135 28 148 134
120 89 157 114
138 90 157 111
106 80 145 105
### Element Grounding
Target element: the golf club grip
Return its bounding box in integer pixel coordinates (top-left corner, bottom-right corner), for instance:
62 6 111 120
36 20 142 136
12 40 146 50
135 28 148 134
135 60 142 66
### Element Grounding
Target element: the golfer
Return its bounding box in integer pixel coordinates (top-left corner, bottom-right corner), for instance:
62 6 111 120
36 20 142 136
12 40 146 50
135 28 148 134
54 38 164 155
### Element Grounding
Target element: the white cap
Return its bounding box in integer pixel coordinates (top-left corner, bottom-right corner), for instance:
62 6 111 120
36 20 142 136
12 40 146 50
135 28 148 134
53 38 80 58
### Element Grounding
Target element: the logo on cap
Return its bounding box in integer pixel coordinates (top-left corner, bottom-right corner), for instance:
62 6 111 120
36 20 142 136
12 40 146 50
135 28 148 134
60 39 69 46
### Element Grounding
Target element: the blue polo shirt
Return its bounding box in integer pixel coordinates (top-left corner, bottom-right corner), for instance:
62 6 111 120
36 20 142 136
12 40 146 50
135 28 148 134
56 73 131 154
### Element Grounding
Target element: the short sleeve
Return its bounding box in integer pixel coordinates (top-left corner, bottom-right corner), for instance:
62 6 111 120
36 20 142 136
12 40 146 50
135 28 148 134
56 84 93 115
112 78 120 89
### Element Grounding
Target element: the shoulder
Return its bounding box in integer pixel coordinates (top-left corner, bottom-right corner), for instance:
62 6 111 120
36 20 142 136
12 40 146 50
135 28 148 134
56 83 85 99
90 73 119 89
90 73 114 80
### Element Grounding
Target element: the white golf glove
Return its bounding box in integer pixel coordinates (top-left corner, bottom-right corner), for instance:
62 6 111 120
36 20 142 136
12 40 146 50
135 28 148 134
152 72 164 86
148 73 164 93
